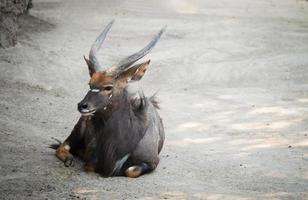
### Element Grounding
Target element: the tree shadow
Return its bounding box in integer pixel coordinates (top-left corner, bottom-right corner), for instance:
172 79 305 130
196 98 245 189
17 11 55 43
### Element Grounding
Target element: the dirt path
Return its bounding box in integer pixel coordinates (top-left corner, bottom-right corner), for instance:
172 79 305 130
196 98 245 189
1 0 308 199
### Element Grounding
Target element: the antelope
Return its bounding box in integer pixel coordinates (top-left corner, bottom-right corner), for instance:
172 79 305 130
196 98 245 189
51 20 165 178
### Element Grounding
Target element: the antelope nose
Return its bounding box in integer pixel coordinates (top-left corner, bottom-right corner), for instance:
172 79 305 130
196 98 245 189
81 103 88 109
78 102 89 111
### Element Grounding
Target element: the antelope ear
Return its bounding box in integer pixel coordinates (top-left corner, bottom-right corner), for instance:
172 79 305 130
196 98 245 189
84 56 96 77
117 60 150 82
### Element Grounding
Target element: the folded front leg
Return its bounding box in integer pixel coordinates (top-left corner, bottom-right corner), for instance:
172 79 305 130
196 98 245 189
53 117 88 166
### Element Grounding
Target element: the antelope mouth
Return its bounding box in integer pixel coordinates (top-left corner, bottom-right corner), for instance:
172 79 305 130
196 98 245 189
80 109 96 116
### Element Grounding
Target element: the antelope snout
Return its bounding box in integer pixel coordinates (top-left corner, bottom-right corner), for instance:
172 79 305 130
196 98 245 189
78 102 88 110
77 101 95 115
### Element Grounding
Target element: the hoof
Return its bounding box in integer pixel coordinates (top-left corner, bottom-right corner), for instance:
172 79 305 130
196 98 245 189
64 155 74 167
125 166 142 178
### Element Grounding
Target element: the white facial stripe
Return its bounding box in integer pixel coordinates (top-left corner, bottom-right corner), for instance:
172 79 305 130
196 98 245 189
90 89 100 93
103 94 113 110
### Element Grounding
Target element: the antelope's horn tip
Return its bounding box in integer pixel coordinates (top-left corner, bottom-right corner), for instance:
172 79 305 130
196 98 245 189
83 55 90 62
160 26 167 34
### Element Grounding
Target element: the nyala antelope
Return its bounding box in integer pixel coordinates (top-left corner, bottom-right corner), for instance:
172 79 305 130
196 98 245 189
51 20 165 178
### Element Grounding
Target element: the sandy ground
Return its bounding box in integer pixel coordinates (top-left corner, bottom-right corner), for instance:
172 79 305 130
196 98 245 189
1 0 308 199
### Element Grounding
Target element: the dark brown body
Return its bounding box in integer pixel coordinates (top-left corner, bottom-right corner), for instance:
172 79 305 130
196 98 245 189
53 20 166 177
56 92 164 177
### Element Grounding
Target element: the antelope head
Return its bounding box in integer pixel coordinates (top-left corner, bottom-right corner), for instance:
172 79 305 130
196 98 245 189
77 20 165 116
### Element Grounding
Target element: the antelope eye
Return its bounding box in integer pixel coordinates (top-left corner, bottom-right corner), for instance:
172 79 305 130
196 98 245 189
104 86 113 91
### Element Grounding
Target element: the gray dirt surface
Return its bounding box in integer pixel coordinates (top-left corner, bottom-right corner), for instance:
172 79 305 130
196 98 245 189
0 0 308 199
